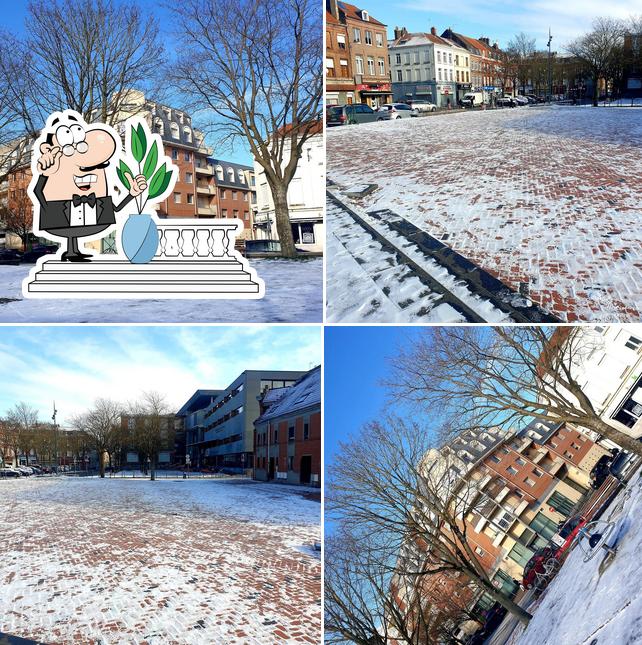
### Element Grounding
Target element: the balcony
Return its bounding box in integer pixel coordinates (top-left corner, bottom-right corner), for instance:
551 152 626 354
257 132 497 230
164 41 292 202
197 206 217 216
196 184 214 194
155 220 241 259
195 164 214 175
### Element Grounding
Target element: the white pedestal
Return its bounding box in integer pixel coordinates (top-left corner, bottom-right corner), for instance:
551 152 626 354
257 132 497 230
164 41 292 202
24 258 263 298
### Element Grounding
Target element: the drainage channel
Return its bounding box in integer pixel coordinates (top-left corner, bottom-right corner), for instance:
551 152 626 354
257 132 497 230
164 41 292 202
328 190 490 323
328 187 559 323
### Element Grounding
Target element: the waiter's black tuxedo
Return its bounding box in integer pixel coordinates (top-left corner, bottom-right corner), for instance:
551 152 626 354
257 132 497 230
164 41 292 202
34 174 133 240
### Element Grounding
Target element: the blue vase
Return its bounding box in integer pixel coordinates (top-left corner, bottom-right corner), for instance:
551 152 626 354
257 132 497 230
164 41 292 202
121 213 159 264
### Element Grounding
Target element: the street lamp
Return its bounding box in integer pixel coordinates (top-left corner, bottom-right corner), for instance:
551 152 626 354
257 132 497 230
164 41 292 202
547 28 553 103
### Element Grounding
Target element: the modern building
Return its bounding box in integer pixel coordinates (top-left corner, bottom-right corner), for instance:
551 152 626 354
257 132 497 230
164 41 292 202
388 27 460 107
623 31 642 96
326 7 356 105
391 419 611 635
546 325 642 440
253 366 321 486
327 0 392 107
253 121 324 252
180 370 305 472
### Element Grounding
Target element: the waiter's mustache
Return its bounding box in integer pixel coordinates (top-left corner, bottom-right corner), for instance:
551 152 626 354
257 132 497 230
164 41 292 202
79 160 110 172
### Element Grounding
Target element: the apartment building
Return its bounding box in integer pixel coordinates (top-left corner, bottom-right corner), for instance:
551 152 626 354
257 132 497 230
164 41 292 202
118 413 185 468
327 0 392 107
253 366 321 486
253 122 323 252
180 370 305 472
210 159 254 239
389 27 461 107
326 7 356 105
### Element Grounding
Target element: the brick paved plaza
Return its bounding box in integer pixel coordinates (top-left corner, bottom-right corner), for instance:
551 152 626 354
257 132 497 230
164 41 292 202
327 106 642 322
0 477 321 644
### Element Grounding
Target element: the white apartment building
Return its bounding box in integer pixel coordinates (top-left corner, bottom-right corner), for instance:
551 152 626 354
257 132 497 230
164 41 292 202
253 124 323 253
389 27 466 106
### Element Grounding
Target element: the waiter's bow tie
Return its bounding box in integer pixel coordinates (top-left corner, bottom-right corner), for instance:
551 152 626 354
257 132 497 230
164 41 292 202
72 193 97 207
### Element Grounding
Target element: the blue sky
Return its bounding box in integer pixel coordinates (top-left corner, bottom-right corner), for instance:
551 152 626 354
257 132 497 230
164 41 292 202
324 326 423 469
354 0 642 50
0 0 252 165
0 325 321 424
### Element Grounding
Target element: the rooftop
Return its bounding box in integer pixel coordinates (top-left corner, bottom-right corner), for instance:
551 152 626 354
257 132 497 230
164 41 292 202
256 366 321 423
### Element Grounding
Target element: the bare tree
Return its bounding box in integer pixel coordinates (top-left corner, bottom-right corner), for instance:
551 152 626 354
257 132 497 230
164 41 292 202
6 402 39 465
170 0 322 258
567 17 625 106
327 416 534 635
506 33 536 95
72 398 122 478
23 0 165 126
0 189 34 251
386 327 642 457
129 391 172 481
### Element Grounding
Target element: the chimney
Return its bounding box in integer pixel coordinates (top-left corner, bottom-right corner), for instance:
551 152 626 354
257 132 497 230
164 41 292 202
431 26 437 36
479 36 490 45
394 26 408 40
327 0 339 20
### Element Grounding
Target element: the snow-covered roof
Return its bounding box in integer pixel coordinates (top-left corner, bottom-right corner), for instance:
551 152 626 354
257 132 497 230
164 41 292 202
257 366 320 423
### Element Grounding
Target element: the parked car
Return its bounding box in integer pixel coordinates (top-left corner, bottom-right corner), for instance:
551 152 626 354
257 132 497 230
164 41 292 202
21 245 57 264
512 96 529 106
522 546 559 590
461 91 484 108
589 448 631 489
0 468 21 478
496 97 517 108
377 103 418 119
0 248 23 265
326 103 379 126
525 94 545 103
408 99 437 112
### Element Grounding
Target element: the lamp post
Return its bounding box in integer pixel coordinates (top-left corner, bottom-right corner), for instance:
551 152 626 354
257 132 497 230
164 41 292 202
547 28 553 103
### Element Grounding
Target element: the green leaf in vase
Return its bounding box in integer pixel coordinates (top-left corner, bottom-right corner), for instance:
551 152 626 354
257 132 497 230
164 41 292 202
131 124 144 163
148 163 167 198
117 159 133 189
142 140 158 180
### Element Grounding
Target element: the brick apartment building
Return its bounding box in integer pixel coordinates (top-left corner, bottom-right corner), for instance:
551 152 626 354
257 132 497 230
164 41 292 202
253 366 321 486
390 419 610 636
326 0 392 107
0 90 256 249
326 7 356 105
119 413 185 468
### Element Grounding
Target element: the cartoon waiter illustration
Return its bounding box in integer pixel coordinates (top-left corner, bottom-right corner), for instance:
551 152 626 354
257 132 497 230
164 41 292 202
32 110 147 262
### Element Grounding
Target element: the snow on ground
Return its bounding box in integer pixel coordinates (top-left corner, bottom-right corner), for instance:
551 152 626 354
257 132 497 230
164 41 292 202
327 190 514 323
327 106 642 322
0 477 321 644
508 468 642 645
0 258 322 322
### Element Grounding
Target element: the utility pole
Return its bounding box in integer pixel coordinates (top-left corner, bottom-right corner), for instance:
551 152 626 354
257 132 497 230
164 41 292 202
52 401 58 471
547 28 553 103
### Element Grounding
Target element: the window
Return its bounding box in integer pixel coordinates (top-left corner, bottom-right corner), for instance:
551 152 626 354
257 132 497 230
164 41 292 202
515 457 525 466
243 192 248 201
173 192 181 203
571 442 580 450
414 51 420 64
172 149 178 160
353 28 361 43
438 68 442 81
533 468 543 477
340 59 349 77
548 491 575 516
367 57 375 75
325 58 335 76
185 172 193 184
625 336 641 351
490 454 501 463
304 422 309 440
437 51 441 63
506 466 517 475
232 191 238 200
395 53 401 64
337 34 346 49
530 512 558 539
378 58 385 75
243 211 249 221
474 546 485 556
524 477 536 487
187 194 193 204
183 126 192 142
365 30 372 45
222 208 227 217
508 541 535 567
448 52 452 64
233 209 239 218
216 166 223 180
355 56 364 74
396 69 403 81
170 122 179 139
376 33 383 47
288 456 294 471
184 152 191 161
220 189 226 199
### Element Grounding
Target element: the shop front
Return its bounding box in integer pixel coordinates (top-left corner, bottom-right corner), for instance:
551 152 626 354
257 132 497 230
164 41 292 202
357 82 392 109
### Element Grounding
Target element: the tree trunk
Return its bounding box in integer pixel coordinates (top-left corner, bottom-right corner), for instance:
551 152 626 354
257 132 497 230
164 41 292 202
272 184 297 259
99 450 105 478
150 457 156 481
592 73 599 107
590 418 642 457
478 580 532 625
